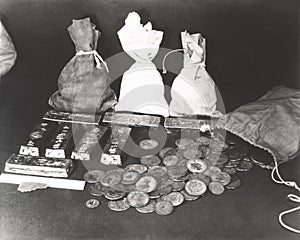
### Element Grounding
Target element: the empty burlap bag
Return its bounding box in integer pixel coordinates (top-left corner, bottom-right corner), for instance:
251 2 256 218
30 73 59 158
49 18 117 113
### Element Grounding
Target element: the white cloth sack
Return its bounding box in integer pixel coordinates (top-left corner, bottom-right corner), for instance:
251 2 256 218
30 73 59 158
169 31 217 117
115 12 169 117
0 21 17 78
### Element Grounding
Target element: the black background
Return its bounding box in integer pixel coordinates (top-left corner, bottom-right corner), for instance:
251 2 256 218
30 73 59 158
0 1 299 239
0 0 299 150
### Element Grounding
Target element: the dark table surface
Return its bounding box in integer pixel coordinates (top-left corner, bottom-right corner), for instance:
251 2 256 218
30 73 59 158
0 130 299 240
0 0 298 238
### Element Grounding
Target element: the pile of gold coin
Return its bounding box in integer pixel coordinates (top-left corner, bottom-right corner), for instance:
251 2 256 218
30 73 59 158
84 135 254 215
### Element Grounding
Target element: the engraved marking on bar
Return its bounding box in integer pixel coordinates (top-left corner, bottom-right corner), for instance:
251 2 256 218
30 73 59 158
71 126 108 161
45 123 73 159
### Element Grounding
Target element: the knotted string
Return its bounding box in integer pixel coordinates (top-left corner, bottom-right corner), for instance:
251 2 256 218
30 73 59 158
76 50 109 72
162 48 205 74
271 156 300 233
278 194 300 234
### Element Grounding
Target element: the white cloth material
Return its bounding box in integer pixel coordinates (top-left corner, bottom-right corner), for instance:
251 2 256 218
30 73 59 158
0 21 17 78
76 50 108 72
169 31 217 117
115 12 169 117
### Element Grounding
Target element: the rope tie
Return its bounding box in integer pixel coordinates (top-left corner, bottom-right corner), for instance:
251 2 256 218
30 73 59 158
271 156 300 233
162 48 205 74
76 50 109 72
278 194 300 234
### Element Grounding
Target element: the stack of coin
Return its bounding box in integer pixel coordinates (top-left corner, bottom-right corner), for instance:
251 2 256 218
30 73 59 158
84 135 255 215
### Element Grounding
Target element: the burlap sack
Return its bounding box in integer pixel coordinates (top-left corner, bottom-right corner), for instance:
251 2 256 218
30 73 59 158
215 86 300 165
115 12 169 117
169 31 218 117
49 18 116 113
0 20 17 78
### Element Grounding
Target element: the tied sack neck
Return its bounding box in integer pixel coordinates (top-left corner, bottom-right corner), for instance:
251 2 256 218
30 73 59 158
76 50 109 72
